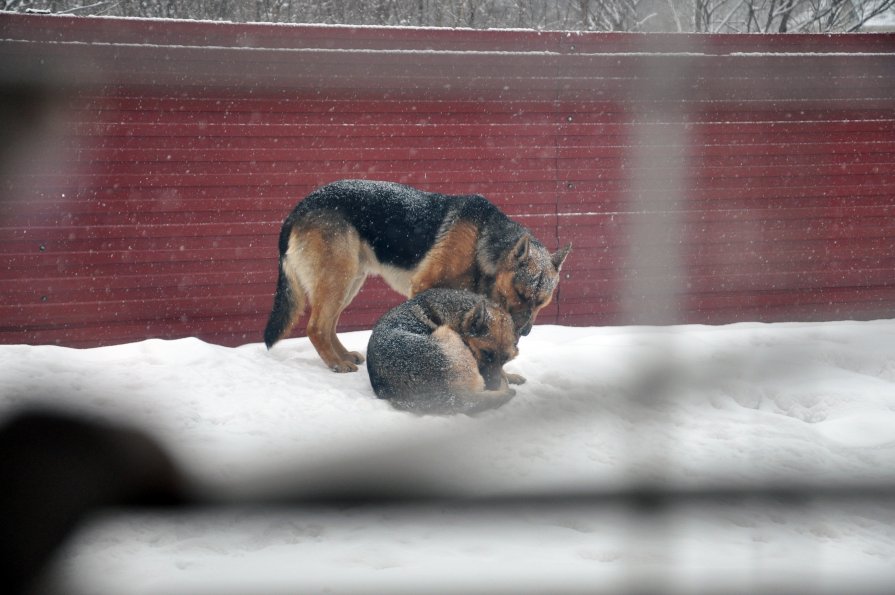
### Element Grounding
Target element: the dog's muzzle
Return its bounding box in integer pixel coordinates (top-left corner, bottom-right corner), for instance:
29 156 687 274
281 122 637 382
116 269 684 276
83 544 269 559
480 364 504 391
517 317 533 336
511 310 533 337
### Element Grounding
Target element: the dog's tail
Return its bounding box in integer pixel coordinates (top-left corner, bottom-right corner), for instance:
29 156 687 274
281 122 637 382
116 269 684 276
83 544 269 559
263 253 307 349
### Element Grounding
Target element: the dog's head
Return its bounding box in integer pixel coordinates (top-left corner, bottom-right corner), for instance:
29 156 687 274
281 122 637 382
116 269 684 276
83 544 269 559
493 236 571 337
461 300 519 391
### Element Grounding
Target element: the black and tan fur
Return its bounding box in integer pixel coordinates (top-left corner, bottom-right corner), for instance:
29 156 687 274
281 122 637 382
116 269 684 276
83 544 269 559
367 289 519 415
263 179 570 373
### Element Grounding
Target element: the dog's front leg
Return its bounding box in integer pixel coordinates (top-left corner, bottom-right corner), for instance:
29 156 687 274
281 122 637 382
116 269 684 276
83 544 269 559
454 385 517 415
409 222 478 296
503 370 526 385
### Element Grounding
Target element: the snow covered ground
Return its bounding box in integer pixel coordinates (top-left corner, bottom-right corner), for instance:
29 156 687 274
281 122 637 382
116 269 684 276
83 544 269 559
3 320 895 593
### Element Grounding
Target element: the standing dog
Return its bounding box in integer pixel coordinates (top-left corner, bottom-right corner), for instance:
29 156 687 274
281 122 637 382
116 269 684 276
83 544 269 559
367 289 519 415
263 179 570 372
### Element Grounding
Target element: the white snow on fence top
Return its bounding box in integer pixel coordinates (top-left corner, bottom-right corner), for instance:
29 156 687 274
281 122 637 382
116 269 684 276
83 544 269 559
4 37 895 59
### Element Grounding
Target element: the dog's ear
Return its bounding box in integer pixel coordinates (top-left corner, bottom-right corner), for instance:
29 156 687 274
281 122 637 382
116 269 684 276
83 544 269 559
410 303 440 331
552 243 572 271
463 301 491 337
512 235 531 264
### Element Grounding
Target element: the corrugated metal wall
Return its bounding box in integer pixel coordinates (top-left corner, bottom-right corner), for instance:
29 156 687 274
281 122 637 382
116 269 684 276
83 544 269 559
1 14 894 347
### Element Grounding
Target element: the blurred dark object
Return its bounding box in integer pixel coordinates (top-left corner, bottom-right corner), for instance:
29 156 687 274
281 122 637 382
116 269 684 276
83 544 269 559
0 409 185 595
0 85 47 182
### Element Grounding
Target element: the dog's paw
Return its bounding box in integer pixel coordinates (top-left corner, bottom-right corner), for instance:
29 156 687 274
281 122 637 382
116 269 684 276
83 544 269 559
330 360 359 373
505 373 526 385
345 351 365 365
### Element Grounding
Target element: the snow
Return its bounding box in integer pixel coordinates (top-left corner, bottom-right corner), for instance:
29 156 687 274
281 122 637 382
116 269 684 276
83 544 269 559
3 320 895 592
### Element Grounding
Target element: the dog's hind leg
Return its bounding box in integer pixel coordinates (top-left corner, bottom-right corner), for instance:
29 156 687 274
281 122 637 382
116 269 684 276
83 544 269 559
329 271 367 366
432 326 517 415
299 225 367 373
307 277 364 372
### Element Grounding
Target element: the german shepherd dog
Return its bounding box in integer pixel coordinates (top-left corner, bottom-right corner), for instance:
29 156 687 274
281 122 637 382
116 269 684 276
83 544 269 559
367 288 519 415
263 180 570 373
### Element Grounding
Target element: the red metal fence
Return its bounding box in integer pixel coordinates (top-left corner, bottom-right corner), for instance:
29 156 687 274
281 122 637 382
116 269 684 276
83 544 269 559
1 13 894 347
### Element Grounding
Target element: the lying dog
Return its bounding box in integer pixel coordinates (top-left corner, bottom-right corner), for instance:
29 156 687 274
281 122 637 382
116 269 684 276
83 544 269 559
367 288 519 415
263 180 570 373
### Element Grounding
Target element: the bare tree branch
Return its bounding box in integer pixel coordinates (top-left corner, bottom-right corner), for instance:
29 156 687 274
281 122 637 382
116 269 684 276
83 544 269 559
6 0 894 33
